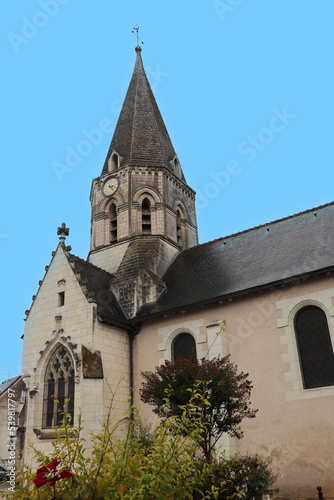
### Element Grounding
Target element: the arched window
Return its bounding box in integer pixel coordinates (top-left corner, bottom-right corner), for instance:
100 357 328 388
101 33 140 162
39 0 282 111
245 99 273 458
110 203 117 242
43 345 75 428
294 306 334 389
142 198 151 234
173 333 196 362
176 209 182 246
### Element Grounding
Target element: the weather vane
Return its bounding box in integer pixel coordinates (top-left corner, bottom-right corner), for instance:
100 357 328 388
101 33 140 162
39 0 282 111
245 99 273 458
132 25 144 46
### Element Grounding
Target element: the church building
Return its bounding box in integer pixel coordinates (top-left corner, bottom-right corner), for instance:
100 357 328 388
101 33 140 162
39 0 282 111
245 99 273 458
20 46 334 499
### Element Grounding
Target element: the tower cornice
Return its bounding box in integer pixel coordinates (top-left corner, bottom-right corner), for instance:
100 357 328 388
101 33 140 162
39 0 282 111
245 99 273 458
90 164 196 204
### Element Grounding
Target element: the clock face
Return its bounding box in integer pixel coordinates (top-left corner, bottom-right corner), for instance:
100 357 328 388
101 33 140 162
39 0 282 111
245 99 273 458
102 177 119 197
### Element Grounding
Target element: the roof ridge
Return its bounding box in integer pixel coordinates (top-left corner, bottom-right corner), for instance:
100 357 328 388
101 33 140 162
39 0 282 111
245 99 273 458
129 51 141 165
195 200 334 250
68 252 113 277
141 55 171 166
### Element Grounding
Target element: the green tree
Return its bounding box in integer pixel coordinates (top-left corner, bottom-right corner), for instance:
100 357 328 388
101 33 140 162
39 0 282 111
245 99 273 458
140 355 257 461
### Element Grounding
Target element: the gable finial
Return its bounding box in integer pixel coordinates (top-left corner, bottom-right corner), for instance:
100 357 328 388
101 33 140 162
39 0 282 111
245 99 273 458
57 222 70 247
132 25 144 49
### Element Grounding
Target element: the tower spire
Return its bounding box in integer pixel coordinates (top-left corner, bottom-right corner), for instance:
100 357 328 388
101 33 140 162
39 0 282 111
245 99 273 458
101 42 181 176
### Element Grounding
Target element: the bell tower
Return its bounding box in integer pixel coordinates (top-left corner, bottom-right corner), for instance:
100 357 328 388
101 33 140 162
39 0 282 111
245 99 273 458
88 46 198 317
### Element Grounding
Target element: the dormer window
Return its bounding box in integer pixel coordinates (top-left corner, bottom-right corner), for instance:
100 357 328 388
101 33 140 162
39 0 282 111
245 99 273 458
170 156 181 176
142 199 151 235
108 152 119 172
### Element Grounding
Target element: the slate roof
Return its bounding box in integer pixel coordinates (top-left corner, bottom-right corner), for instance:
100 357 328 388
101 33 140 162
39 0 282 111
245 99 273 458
136 202 334 319
0 376 21 396
102 47 179 175
66 254 129 328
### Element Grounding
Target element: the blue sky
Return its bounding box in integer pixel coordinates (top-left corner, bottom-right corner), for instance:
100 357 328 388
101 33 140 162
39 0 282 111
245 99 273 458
1 1 334 380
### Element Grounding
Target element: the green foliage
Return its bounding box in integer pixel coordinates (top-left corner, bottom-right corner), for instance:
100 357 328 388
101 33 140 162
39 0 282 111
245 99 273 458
132 417 154 453
140 354 257 461
9 389 275 499
193 454 278 500
8 395 204 499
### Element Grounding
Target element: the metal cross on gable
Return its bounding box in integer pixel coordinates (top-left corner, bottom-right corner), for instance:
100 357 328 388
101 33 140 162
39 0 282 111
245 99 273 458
132 25 144 46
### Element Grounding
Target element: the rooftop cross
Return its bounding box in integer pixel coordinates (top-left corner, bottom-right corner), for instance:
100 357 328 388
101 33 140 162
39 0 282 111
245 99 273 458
57 222 70 237
57 223 70 247
132 25 144 47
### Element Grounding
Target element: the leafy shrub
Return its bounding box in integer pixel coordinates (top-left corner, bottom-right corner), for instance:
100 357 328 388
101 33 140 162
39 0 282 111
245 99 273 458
140 354 257 461
9 391 276 499
193 454 278 500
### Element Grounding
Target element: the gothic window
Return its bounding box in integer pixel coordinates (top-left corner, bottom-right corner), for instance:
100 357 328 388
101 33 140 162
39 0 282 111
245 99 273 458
173 333 196 362
110 203 117 242
43 345 75 428
176 209 182 246
294 306 334 389
142 198 151 234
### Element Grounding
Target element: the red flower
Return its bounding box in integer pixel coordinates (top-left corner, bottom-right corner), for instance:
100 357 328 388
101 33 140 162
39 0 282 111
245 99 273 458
33 474 48 488
32 459 72 490
60 470 72 479
47 459 60 470
36 466 48 475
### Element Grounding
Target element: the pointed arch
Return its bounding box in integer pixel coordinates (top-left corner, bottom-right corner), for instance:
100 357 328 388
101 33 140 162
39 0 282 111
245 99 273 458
42 344 75 428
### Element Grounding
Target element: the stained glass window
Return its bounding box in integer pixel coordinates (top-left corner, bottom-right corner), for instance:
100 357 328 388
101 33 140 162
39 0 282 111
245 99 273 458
173 333 196 362
43 345 75 428
294 306 334 389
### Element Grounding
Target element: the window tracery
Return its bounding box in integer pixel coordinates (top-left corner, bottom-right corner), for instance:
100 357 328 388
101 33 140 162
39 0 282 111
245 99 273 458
43 345 75 428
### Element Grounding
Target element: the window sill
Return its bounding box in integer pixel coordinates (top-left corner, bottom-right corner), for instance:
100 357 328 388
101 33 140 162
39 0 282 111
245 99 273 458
33 428 75 440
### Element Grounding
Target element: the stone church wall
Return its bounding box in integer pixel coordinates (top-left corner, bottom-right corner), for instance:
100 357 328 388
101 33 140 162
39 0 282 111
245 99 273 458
21 247 130 467
134 274 334 499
